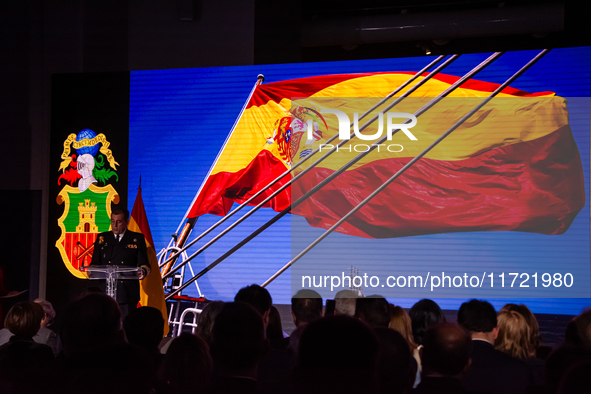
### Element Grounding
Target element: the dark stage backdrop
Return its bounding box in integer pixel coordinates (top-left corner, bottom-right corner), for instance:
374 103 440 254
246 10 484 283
0 190 41 325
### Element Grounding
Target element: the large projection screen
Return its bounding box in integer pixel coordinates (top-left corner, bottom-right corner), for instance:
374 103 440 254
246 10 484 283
129 47 590 314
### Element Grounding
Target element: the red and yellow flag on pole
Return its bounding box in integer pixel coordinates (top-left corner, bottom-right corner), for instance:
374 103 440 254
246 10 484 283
128 186 169 336
185 72 585 238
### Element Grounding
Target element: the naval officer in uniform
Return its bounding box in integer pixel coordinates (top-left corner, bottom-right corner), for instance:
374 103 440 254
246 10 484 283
90 208 150 317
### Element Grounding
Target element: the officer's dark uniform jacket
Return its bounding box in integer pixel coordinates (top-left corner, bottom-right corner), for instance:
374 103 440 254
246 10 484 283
90 230 150 308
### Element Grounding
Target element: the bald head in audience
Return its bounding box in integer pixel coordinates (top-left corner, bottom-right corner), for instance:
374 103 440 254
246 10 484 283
421 323 472 377
334 289 357 316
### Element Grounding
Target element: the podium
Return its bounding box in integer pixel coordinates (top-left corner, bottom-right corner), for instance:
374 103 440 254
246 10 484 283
81 265 141 300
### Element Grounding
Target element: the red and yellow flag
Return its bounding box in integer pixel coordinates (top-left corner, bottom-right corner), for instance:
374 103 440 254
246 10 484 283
128 187 169 335
186 72 585 238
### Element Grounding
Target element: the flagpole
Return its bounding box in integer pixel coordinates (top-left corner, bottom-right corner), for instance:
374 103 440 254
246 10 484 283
160 75 265 275
163 54 460 282
165 52 504 299
162 55 456 281
262 49 551 287
160 56 447 273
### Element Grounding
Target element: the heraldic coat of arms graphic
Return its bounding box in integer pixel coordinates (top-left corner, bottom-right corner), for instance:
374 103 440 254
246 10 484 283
56 129 119 279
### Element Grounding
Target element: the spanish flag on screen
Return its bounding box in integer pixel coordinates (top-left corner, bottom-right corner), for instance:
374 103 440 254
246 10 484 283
128 187 169 335
186 72 585 238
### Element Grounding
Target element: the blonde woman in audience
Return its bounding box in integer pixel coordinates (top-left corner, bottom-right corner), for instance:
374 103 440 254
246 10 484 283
389 304 421 387
389 305 419 355
496 307 544 386
500 303 547 358
495 310 532 359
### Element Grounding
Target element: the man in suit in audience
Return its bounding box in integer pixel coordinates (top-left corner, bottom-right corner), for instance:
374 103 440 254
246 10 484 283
292 289 323 328
235 284 293 394
355 295 390 328
414 322 471 394
458 299 531 394
288 289 323 355
90 208 150 317
235 284 273 329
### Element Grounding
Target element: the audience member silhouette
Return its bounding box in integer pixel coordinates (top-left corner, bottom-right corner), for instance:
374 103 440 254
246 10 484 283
293 314 380 394
414 322 471 394
60 292 123 356
68 342 155 394
4 282 586 393
564 308 591 350
389 304 421 386
195 300 224 345
547 309 591 394
288 289 323 359
499 303 544 357
235 286 295 393
33 298 60 356
235 284 273 328
0 301 54 393
334 289 357 316
157 332 213 394
374 327 415 394
544 344 591 394
389 304 419 354
496 308 545 387
77 286 105 298
123 306 165 368
266 305 285 343
291 289 323 328
458 299 530 394
556 359 591 394
209 302 266 394
0 298 59 355
409 299 446 346
47 293 127 394
495 310 533 360
355 295 390 328
265 295 308 393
